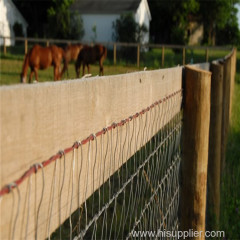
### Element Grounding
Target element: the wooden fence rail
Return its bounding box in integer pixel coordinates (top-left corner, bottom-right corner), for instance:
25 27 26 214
0 46 236 239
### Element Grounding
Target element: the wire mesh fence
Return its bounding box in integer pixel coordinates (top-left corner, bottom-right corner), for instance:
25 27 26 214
0 88 182 239
51 91 182 240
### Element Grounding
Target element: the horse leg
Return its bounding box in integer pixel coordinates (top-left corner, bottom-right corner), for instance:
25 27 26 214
83 62 85 76
60 61 68 79
58 65 61 80
87 64 90 74
54 66 58 81
75 61 81 78
34 68 39 82
99 59 104 76
29 70 34 83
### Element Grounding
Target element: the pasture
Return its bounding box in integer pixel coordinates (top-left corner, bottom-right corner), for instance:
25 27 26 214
0 45 230 85
220 57 240 238
0 54 139 85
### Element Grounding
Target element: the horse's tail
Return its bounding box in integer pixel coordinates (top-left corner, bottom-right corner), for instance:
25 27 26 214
21 53 29 83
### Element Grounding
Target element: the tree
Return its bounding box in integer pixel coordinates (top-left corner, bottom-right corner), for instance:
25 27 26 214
13 0 84 40
112 13 147 43
148 0 199 44
198 0 240 45
215 4 240 45
149 0 240 46
112 13 147 63
66 11 84 40
47 0 84 40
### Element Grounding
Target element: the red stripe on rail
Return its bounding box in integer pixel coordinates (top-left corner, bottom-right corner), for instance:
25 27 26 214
0 90 182 197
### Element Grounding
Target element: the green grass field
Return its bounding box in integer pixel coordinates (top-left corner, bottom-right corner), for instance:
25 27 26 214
0 46 230 85
220 52 240 239
0 46 239 238
0 54 140 85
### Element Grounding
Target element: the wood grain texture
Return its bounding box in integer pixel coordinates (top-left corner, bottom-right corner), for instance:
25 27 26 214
0 67 182 239
207 62 224 229
180 65 211 239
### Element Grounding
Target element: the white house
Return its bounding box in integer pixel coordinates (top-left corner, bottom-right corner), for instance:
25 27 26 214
71 0 151 44
0 0 28 46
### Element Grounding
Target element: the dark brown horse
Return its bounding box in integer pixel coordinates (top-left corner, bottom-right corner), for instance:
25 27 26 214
20 44 65 83
75 44 107 77
60 44 83 78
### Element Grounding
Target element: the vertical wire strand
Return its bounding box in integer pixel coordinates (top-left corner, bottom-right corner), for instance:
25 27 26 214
35 164 45 240
59 151 66 240
11 184 21 240
47 160 57 240
25 174 32 240
77 142 84 238
69 148 76 240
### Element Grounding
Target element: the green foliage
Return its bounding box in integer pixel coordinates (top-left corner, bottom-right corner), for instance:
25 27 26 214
112 13 147 43
220 80 240 239
68 11 85 40
216 6 240 45
112 13 148 63
47 0 84 39
149 0 240 46
148 0 199 44
170 26 187 46
91 25 97 43
199 0 240 45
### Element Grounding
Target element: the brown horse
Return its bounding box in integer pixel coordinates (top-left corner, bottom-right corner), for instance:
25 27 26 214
75 44 107 77
60 44 83 78
20 44 65 83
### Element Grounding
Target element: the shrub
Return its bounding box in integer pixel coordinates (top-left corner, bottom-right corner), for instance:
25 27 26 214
112 13 147 43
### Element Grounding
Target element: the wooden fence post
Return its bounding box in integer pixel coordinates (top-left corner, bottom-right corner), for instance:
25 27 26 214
113 43 116 65
181 66 211 239
182 47 186 65
221 56 232 174
24 39 28 54
207 62 223 230
3 37 7 55
162 46 165 67
229 48 237 121
137 44 140 67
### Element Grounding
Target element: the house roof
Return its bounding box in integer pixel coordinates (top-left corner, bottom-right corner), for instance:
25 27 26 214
70 0 141 14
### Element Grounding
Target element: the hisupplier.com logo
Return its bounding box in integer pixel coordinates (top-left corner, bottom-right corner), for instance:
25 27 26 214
131 229 225 239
